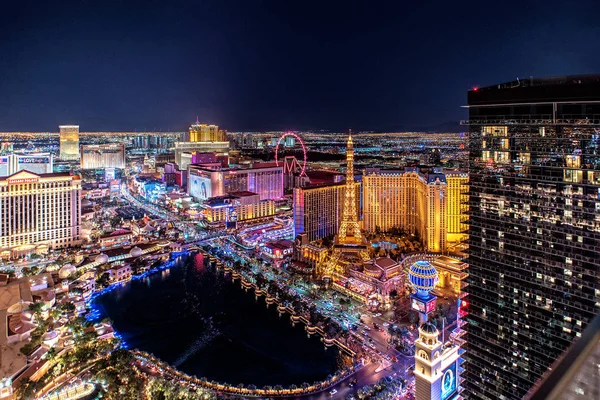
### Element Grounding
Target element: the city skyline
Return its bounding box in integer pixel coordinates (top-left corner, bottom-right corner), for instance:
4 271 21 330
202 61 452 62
2 0 599 131
1 1 599 399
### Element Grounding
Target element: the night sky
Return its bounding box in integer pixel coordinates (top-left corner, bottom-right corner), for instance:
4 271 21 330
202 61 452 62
1 0 599 132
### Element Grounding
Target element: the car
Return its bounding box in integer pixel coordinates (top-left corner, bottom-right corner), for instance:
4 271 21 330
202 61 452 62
329 389 338 396
383 322 389 327
349 379 358 387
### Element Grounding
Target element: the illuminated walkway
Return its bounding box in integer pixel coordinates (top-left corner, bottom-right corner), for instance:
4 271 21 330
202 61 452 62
39 382 95 400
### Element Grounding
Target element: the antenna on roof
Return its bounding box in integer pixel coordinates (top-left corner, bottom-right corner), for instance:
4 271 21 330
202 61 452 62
196 116 199 124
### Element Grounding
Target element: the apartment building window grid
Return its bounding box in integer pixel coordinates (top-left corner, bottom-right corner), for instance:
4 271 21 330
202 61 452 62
465 81 600 400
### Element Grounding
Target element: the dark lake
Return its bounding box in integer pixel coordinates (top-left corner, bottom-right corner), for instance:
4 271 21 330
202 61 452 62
91 253 340 387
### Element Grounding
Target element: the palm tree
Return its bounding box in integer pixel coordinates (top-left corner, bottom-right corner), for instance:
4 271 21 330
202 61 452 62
46 347 58 363
28 301 45 319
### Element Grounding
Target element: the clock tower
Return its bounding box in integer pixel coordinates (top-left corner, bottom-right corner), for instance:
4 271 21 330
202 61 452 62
409 260 462 400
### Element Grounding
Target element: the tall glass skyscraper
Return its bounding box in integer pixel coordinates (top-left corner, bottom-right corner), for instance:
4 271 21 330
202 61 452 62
464 75 600 399
59 125 80 160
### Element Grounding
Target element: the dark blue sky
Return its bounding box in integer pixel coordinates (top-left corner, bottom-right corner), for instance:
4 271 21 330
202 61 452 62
1 0 599 132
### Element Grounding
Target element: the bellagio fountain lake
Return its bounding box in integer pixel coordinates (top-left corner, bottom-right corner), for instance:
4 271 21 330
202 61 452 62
90 253 341 387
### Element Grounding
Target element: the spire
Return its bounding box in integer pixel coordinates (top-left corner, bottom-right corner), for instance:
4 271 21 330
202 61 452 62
337 128 361 243
347 130 353 151
196 116 199 124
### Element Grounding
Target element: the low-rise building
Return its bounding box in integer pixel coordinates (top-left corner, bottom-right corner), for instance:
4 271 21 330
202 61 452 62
105 264 132 283
99 229 133 248
263 239 294 261
293 233 328 269
200 191 275 226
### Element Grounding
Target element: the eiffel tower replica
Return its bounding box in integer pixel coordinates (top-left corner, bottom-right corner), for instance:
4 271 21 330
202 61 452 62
320 134 369 279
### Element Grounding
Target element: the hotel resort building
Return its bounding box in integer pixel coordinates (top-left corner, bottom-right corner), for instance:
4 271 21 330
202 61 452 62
80 143 126 169
199 191 275 226
292 181 361 242
0 171 82 258
59 125 80 160
362 168 469 252
188 163 283 202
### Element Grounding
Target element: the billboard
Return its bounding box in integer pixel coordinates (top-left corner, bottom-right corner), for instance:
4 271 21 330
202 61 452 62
189 174 212 201
441 362 457 400
411 293 437 315
18 156 50 164
0 157 7 177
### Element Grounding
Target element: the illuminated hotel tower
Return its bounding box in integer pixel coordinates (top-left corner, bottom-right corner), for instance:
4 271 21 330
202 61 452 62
337 135 362 244
59 125 80 160
189 119 224 142
0 170 81 258
362 168 448 252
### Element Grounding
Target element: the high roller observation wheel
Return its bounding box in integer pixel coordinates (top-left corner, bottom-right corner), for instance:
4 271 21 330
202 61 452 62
274 132 307 176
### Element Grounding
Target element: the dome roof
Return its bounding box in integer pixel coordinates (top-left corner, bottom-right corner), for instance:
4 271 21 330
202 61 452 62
419 322 439 336
129 247 143 257
95 253 109 264
42 330 58 341
408 260 438 298
58 264 76 279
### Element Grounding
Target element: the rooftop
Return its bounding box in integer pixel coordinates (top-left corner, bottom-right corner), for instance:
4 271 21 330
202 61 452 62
468 74 600 106
100 229 132 239
474 74 600 92
0 170 77 182
265 239 294 250
229 191 258 197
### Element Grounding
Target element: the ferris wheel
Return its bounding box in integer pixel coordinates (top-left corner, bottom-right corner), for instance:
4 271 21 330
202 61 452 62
274 132 307 176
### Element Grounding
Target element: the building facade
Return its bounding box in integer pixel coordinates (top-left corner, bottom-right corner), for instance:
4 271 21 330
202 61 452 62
188 164 283 202
0 171 82 258
200 191 275 225
175 120 229 166
293 181 361 242
80 143 126 169
189 122 225 142
464 76 600 399
0 153 53 177
59 125 80 160
445 171 468 243
174 141 229 167
362 168 448 252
